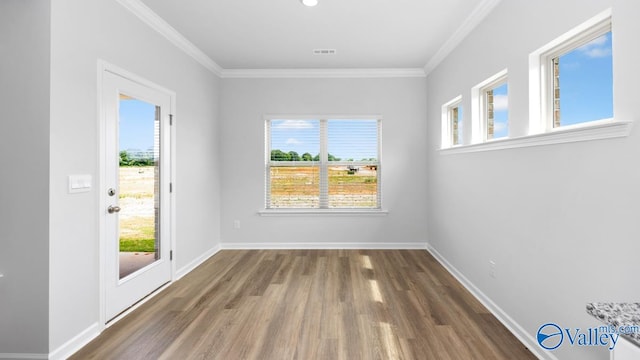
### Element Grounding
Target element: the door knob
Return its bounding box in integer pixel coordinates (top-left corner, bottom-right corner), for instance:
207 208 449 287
107 205 121 214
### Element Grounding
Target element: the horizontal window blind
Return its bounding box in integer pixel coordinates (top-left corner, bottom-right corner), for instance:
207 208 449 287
327 120 380 208
266 118 381 210
267 120 320 208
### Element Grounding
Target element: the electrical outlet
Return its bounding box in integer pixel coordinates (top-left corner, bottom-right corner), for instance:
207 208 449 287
489 260 496 278
233 220 240 229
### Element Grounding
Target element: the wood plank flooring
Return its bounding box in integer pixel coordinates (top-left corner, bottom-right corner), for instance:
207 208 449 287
71 250 536 359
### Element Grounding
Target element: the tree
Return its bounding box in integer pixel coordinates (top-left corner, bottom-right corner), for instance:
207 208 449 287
119 150 131 166
302 152 313 161
271 149 290 161
328 153 341 161
288 151 300 161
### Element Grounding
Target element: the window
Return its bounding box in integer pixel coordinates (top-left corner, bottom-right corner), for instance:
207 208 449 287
441 96 463 148
530 9 612 133
265 117 381 210
485 81 508 140
472 69 508 143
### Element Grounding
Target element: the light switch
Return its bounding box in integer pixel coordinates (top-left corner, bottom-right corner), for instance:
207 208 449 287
69 174 92 193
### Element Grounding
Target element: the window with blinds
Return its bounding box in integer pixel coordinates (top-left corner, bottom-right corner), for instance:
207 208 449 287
266 118 381 210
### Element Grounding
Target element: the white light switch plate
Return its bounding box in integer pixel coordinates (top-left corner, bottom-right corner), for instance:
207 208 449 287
69 174 92 193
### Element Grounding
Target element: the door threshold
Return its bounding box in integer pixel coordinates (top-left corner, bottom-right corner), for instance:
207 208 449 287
105 281 171 328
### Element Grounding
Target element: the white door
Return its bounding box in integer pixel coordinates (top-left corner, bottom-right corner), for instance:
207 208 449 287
101 68 173 322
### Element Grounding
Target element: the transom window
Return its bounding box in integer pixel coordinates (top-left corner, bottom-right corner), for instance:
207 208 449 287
550 31 612 128
265 117 381 210
441 96 463 148
472 69 509 143
484 80 508 140
529 9 613 134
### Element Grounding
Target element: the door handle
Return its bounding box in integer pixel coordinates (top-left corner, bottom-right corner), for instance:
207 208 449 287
107 205 121 214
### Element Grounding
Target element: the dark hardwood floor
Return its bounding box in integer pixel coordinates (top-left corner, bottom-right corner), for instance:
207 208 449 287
71 250 536 359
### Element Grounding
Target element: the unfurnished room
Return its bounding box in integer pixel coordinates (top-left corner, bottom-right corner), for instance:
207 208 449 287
1 0 639 359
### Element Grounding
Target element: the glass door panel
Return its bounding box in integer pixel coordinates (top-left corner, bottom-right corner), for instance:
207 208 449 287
118 94 161 279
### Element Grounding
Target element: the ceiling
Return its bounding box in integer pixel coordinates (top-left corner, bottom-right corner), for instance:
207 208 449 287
138 0 497 72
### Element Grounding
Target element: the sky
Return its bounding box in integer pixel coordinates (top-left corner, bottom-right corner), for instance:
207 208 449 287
491 83 509 139
270 119 378 161
119 98 156 152
557 31 613 125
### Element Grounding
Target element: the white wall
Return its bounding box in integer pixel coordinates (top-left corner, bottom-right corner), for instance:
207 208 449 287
220 77 428 247
49 0 221 354
0 0 50 355
426 0 640 359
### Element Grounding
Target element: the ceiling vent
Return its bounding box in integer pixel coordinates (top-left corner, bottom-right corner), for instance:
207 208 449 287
313 49 337 55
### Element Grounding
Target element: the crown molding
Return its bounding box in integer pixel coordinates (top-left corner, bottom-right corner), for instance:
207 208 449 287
117 0 489 79
424 0 502 75
220 68 426 79
116 0 223 76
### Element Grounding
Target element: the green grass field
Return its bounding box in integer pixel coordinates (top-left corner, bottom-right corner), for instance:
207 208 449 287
119 166 157 252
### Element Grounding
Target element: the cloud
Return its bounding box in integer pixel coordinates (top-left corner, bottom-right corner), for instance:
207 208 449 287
581 47 612 58
286 138 302 145
494 121 508 133
492 94 508 112
273 120 314 129
576 34 612 58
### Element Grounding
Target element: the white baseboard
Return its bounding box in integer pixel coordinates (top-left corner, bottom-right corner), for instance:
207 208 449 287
175 244 221 280
48 322 100 360
220 242 429 250
0 354 47 359
426 244 556 360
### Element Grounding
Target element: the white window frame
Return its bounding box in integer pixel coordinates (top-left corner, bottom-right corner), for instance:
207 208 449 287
441 95 463 148
471 69 508 144
261 115 387 216
529 8 613 134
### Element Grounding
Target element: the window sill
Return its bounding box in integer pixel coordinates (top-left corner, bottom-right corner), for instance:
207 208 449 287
439 119 633 155
258 209 389 216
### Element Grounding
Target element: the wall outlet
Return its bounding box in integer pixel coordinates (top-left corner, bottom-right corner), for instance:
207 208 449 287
233 220 240 229
489 260 496 278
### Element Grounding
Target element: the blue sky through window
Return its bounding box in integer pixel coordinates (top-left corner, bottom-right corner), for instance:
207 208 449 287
119 98 156 152
328 120 378 160
557 31 613 126
492 83 508 139
270 120 320 157
270 119 378 161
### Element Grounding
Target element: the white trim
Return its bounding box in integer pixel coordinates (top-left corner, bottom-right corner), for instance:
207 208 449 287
258 209 389 216
471 68 508 144
100 61 177 98
426 244 558 360
424 0 502 74
221 242 427 250
0 354 47 359
220 68 426 79
175 245 221 280
48 323 101 360
441 95 463 148
529 8 612 134
115 0 223 76
440 119 633 154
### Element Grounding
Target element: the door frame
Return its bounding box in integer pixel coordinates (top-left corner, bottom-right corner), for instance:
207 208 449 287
97 60 177 328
